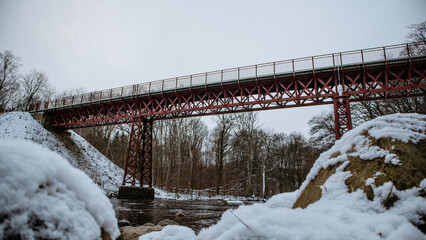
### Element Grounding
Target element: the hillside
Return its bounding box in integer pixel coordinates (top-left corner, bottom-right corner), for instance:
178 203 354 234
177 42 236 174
0 112 123 195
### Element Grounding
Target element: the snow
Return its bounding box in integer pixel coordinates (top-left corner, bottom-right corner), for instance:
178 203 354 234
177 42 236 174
0 139 120 240
0 112 123 195
141 113 426 239
264 190 299 209
139 225 196 240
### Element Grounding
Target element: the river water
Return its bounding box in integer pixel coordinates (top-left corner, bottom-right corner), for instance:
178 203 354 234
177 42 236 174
110 198 247 233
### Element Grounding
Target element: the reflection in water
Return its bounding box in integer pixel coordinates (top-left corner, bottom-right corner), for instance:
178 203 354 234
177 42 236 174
110 198 245 233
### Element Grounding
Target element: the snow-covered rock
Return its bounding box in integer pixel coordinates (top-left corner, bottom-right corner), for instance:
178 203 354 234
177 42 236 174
0 139 120 240
293 113 426 209
139 113 426 239
0 112 123 195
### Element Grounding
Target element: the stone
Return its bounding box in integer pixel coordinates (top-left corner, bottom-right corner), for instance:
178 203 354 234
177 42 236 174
101 227 112 240
157 219 179 226
175 211 186 218
118 186 154 200
143 222 155 227
158 202 167 207
120 225 163 240
118 219 131 227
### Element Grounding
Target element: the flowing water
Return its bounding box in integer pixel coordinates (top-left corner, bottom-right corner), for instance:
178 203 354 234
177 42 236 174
110 198 249 233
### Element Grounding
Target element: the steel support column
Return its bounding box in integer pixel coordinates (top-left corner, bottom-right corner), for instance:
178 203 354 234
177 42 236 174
122 117 153 187
333 96 352 140
139 117 153 187
122 117 143 186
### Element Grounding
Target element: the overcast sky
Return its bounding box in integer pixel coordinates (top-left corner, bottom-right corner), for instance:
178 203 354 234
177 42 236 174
1 0 425 135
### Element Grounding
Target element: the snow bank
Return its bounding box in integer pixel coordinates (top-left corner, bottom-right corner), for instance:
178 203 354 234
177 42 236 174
0 139 120 239
140 114 426 239
0 112 123 194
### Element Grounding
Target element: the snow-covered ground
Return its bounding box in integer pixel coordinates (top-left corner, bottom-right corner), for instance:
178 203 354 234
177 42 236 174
0 139 120 239
0 112 123 195
140 113 426 240
154 187 254 202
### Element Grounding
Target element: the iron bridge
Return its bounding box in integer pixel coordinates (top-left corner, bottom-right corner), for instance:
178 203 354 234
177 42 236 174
30 43 426 188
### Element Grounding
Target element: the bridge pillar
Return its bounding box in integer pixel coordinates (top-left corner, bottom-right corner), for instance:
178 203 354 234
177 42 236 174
333 96 352 140
139 117 153 188
119 117 154 199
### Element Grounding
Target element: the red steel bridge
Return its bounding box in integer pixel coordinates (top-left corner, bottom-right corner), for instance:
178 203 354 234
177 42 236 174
30 43 426 188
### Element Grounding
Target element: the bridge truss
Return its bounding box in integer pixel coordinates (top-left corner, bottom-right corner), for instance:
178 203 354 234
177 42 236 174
30 43 426 187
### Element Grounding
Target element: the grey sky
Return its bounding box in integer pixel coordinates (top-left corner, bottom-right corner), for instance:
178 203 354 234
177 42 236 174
1 0 425 135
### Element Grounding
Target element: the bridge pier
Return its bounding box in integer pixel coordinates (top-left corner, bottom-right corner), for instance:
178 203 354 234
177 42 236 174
119 117 154 199
333 95 352 140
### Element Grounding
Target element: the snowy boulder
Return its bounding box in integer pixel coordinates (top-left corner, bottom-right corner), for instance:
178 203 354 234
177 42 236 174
0 139 120 240
293 113 426 210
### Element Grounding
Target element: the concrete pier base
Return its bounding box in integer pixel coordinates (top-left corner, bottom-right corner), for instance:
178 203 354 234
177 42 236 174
118 186 154 199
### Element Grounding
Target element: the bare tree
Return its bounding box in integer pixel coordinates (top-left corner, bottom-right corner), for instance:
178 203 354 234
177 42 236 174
406 20 426 55
211 114 234 195
233 112 261 196
185 118 208 194
283 132 311 190
308 110 335 150
351 97 425 123
0 50 21 111
54 87 86 100
21 70 51 111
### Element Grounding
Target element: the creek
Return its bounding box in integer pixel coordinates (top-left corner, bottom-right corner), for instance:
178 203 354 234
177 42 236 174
110 198 251 233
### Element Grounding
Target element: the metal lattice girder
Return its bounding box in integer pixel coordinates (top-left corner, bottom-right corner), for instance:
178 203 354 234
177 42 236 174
46 56 425 130
333 96 352 140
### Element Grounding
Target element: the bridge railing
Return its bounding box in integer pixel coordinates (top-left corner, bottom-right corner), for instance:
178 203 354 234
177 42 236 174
29 42 424 112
